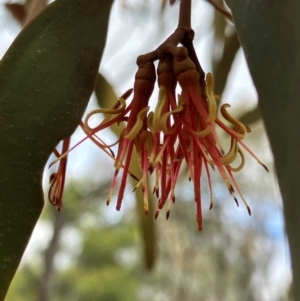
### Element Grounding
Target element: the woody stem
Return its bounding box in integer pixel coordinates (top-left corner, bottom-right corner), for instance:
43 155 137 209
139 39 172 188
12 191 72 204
138 0 206 86
178 0 205 89
137 0 194 65
178 0 192 29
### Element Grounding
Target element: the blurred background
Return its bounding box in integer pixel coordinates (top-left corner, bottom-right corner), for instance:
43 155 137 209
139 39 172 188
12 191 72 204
0 0 292 300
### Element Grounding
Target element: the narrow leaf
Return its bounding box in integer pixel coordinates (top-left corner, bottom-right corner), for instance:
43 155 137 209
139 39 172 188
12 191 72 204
0 1 113 299
226 1 300 299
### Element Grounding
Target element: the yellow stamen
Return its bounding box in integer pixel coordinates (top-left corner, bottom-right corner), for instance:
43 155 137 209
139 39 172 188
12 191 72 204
221 104 248 139
152 86 167 133
124 106 150 140
220 139 239 165
186 125 211 138
228 148 245 172
205 73 217 123
158 94 184 134
139 130 154 155
84 96 128 132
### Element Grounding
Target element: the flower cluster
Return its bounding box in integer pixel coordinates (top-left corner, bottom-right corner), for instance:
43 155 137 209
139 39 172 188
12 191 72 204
49 46 267 230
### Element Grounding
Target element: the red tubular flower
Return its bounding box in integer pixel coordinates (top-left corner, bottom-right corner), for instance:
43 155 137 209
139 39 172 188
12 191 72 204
146 47 268 230
148 57 178 213
106 61 156 213
48 45 268 231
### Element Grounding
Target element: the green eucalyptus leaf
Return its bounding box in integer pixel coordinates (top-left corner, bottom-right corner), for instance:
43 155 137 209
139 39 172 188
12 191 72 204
225 0 300 299
95 73 118 106
0 0 113 299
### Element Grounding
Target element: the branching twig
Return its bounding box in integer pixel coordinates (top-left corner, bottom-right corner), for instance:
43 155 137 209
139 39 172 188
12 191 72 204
137 0 205 88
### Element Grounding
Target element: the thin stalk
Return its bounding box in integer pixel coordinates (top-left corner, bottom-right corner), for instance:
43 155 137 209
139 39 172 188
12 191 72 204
178 0 192 29
138 0 206 88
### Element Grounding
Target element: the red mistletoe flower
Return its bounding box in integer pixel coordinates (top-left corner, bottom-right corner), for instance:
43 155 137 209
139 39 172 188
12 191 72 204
49 46 268 230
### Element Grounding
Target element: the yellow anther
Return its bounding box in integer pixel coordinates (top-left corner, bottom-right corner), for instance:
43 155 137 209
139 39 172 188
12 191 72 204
205 73 217 123
220 139 239 165
152 86 167 133
221 104 248 139
186 125 211 138
228 148 245 172
84 96 128 132
139 130 154 154
159 94 184 134
150 90 184 135
147 111 154 131
215 95 222 101
124 106 150 140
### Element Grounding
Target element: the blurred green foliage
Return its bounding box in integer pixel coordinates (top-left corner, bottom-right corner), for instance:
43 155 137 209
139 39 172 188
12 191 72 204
5 176 288 301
